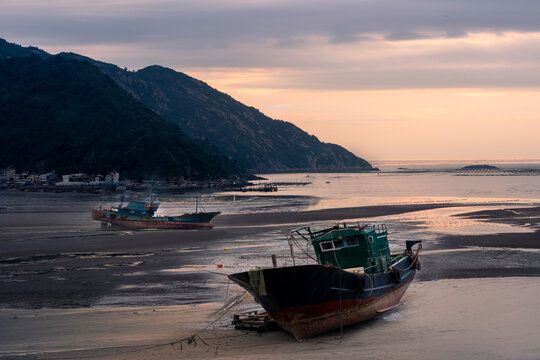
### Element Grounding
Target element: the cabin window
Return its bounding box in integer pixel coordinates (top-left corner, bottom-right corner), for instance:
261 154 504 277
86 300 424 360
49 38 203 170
320 241 334 251
168 217 174 221
368 236 374 243
346 238 359 246
333 239 345 248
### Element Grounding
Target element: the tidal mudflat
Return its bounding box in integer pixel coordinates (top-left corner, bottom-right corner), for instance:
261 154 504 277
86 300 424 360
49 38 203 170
0 187 539 359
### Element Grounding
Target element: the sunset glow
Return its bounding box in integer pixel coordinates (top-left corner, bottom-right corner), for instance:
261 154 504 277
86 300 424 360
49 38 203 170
3 0 539 161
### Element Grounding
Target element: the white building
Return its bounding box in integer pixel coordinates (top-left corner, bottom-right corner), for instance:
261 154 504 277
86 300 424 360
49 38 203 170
58 173 88 185
105 171 120 183
0 168 15 182
39 171 59 184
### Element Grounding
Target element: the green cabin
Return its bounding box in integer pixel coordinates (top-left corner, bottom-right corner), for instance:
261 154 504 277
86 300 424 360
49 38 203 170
295 224 392 273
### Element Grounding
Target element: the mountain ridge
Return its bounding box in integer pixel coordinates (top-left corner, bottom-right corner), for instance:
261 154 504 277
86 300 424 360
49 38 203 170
1 38 377 173
117 63 375 172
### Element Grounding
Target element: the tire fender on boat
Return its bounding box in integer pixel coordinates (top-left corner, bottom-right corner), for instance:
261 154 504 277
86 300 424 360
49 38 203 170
391 267 402 283
353 274 364 292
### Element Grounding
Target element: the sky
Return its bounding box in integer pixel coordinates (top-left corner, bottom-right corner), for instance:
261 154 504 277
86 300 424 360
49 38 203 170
2 0 540 161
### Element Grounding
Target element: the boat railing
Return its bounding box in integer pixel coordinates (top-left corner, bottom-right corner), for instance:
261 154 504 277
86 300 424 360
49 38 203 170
288 222 388 245
285 222 390 267
364 223 387 235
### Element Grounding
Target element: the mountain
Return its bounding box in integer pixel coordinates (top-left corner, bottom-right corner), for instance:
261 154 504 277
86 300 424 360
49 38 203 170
1 39 376 173
0 55 244 180
86 61 375 172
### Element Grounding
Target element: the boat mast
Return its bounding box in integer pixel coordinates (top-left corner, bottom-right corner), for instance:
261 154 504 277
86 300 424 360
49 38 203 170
287 231 297 266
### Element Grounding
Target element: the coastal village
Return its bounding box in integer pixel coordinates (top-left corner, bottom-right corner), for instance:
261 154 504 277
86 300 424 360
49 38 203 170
0 168 118 186
0 168 260 193
1 168 119 191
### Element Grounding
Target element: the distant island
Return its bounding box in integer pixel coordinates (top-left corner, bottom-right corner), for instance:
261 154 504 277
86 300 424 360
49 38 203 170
461 165 500 170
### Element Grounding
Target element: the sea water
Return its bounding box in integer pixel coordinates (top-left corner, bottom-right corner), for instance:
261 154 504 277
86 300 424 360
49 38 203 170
157 160 540 215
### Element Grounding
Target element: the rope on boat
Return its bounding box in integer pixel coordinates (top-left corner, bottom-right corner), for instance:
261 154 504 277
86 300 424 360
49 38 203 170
337 265 344 344
332 249 342 269
224 278 230 305
362 271 374 296
170 289 248 352
289 231 318 262
401 244 422 271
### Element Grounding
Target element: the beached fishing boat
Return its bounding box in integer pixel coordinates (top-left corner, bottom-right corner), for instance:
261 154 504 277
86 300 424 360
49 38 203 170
228 223 421 340
92 195 220 229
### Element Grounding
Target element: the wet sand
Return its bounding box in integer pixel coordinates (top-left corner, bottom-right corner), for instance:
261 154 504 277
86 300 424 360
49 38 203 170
2 279 539 360
1 192 539 359
1 199 489 308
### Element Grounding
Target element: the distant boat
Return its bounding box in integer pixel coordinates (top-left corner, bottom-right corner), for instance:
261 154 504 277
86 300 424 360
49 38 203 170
228 223 422 340
241 184 278 192
92 194 220 229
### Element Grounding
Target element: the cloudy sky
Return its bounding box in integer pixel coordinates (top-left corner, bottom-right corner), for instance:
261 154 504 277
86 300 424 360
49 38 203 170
2 0 540 161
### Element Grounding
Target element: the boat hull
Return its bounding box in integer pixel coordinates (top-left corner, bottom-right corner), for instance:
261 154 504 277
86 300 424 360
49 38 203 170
228 256 417 340
92 209 219 229
272 277 412 340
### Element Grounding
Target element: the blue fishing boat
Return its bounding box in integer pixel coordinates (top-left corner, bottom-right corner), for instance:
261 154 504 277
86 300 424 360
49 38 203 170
92 195 220 229
228 223 421 340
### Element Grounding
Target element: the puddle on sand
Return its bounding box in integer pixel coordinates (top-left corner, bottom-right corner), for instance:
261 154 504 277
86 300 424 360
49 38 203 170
0 252 155 266
176 247 205 254
382 310 405 322
423 247 540 255
160 265 216 273
1 261 146 275
114 271 148 276
361 206 536 245
95 294 213 306
388 206 536 235
55 261 145 271
226 243 272 250
103 261 144 268
49 276 67 281
96 281 223 306
118 283 167 290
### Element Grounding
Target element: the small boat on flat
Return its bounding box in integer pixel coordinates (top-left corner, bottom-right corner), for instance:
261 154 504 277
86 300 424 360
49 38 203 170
92 194 220 229
228 223 421 340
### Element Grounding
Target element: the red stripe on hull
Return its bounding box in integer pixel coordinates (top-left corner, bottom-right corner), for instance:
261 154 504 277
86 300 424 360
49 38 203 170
271 277 414 340
92 210 213 229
